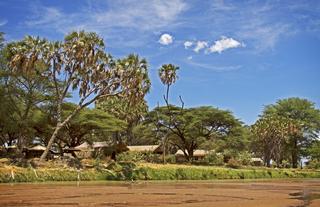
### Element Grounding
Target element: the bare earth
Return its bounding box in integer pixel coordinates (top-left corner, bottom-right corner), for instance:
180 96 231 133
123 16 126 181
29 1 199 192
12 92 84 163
0 180 320 207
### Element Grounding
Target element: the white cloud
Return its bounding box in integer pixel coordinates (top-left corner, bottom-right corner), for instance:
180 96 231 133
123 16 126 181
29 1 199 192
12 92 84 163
207 36 244 53
187 56 193 60
159 33 173 45
184 41 193 49
193 41 208 53
0 19 8 27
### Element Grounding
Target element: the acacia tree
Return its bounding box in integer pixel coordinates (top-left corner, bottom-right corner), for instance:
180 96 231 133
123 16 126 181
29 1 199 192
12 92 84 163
149 106 241 161
33 102 126 152
8 31 150 161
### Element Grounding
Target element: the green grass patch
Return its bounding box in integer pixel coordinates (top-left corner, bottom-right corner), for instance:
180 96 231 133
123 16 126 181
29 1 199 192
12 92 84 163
0 163 319 183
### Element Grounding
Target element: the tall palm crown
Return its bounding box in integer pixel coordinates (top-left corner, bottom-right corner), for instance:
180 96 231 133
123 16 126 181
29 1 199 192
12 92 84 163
158 64 179 86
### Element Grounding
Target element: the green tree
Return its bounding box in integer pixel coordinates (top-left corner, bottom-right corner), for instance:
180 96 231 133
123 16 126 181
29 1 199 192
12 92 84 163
149 106 242 161
33 102 126 153
0 32 53 155
7 31 150 161
307 140 320 161
263 98 320 168
96 54 150 144
251 114 297 167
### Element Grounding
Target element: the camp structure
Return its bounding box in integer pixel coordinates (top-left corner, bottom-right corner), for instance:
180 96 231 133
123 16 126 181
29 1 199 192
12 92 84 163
250 157 263 166
64 142 94 159
175 149 213 162
127 145 163 154
64 142 129 159
23 145 53 159
102 143 129 160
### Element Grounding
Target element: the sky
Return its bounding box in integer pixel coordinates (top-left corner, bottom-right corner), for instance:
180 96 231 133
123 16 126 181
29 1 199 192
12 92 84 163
0 0 319 125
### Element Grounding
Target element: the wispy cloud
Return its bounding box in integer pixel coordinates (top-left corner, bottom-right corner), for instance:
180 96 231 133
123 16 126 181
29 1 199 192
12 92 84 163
186 58 242 72
0 19 8 27
24 0 188 47
186 0 313 53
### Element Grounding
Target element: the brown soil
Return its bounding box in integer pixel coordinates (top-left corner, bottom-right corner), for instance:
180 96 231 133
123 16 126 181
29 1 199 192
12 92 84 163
0 180 319 207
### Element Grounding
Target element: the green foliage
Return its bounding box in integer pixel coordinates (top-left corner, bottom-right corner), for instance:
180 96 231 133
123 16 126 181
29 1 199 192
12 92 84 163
226 158 242 169
158 64 179 86
258 97 320 168
307 140 320 160
6 31 151 160
133 164 320 180
237 151 252 165
306 160 320 169
203 153 224 166
1 163 320 183
0 167 114 183
117 151 161 163
252 114 297 167
148 105 244 161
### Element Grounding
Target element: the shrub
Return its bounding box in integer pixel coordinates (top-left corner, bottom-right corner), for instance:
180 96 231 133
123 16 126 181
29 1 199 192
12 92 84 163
237 152 252 166
116 151 146 162
204 153 224 166
279 160 291 168
306 160 320 169
226 158 242 169
117 151 162 163
165 155 176 164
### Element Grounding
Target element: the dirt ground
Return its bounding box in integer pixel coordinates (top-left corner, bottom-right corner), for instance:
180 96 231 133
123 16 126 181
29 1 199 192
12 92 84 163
0 180 319 207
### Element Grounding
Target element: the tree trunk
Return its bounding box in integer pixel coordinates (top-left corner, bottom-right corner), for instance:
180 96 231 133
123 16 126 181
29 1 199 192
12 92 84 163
162 140 166 164
40 106 82 162
291 138 298 168
40 123 62 161
187 148 194 163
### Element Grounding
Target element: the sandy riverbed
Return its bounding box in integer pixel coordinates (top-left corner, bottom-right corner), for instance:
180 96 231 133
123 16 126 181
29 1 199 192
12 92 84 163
0 180 319 207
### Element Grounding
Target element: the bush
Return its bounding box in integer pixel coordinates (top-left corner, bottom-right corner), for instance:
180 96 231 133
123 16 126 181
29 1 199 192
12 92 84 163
237 152 252 166
279 160 291 168
226 158 242 169
117 151 144 162
204 153 224 166
306 160 320 169
165 155 176 164
117 151 162 163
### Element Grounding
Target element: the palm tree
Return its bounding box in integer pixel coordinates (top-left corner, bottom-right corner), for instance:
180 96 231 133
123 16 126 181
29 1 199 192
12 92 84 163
158 64 179 103
158 64 179 164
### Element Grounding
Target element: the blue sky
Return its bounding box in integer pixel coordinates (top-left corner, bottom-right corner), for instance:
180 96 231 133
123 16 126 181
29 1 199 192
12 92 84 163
1 0 319 124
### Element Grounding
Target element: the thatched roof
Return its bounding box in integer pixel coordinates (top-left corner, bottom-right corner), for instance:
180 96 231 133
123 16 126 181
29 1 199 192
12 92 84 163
27 145 46 151
74 142 92 150
127 145 160 152
251 157 263 162
175 149 213 157
92 142 108 148
73 141 110 151
6 145 17 149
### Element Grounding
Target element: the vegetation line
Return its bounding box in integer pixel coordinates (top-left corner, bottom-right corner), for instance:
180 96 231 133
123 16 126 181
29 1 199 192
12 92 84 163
0 163 319 183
